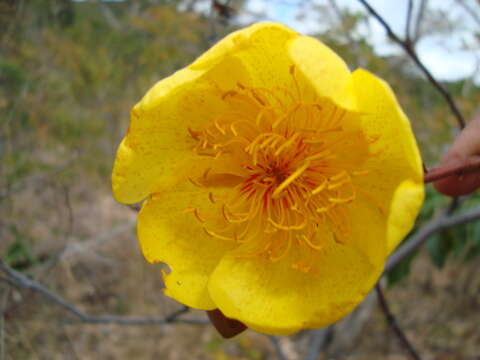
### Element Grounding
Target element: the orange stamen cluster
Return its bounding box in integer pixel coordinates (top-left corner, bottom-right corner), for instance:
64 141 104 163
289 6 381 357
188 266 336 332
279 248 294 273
188 67 372 272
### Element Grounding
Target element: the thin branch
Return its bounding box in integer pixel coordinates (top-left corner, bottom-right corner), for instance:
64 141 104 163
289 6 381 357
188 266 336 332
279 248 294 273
0 262 207 326
0 286 8 360
455 0 480 28
304 327 333 360
268 336 289 360
424 157 480 183
357 0 465 129
385 204 480 273
405 0 414 43
375 283 421 360
413 0 427 43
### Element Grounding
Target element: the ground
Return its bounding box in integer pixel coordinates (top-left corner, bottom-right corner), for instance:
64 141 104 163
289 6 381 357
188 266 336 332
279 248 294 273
2 178 479 360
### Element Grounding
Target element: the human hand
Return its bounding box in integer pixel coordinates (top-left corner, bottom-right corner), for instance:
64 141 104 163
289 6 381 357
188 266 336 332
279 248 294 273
433 112 480 196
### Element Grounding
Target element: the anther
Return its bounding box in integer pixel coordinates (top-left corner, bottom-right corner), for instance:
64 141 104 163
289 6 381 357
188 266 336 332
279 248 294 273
208 192 216 204
311 178 327 195
188 177 206 188
272 161 310 198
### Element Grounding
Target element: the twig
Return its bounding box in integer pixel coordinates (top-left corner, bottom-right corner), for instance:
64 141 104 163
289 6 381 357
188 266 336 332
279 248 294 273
384 204 480 273
0 262 207 326
455 0 480 28
405 0 414 43
268 336 289 360
375 283 421 360
304 327 333 360
357 0 465 129
423 157 480 183
0 286 8 360
413 0 427 43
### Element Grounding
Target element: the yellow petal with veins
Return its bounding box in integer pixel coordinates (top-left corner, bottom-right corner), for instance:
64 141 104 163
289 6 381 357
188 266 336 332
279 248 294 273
113 22 425 335
208 231 378 335
351 69 424 254
112 23 299 204
112 56 249 204
289 35 357 110
138 181 236 310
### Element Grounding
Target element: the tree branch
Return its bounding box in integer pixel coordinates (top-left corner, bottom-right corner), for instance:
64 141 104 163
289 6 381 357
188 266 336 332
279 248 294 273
413 0 428 43
405 0 414 43
423 157 480 183
268 336 289 360
0 262 207 326
455 0 480 28
357 0 465 129
376 283 421 360
385 204 480 274
304 327 333 360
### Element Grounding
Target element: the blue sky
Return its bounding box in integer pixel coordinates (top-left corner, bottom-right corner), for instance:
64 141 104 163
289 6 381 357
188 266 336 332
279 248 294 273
242 0 480 83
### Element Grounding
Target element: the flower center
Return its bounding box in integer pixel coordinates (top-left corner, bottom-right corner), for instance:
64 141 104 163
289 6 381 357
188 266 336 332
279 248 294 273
187 68 374 271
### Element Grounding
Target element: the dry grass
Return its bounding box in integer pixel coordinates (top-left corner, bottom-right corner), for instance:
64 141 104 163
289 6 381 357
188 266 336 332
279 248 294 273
2 176 480 360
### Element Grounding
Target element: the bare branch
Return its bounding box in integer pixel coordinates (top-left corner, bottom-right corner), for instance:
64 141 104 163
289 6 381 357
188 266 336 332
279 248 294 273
268 336 290 360
0 286 8 360
413 0 428 42
424 157 480 183
385 204 480 273
376 283 422 360
0 262 207 326
357 0 466 129
304 327 333 360
405 0 414 43
455 0 480 28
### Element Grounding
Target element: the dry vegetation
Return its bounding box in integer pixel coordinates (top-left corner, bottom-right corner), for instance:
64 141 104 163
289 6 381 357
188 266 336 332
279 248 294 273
1 0 480 359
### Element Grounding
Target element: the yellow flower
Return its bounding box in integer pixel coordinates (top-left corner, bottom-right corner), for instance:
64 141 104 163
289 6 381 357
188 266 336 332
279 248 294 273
112 23 424 335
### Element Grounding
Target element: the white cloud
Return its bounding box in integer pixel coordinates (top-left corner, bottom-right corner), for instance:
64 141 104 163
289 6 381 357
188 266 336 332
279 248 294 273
242 0 480 82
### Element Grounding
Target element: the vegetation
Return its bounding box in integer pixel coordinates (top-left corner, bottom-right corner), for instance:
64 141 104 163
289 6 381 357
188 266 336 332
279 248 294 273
1 0 479 358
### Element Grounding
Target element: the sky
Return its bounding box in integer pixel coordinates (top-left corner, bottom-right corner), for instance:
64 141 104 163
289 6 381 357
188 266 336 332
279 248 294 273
241 0 480 83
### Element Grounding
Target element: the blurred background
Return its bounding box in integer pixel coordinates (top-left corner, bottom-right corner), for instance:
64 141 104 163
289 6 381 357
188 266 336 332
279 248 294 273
1 0 479 358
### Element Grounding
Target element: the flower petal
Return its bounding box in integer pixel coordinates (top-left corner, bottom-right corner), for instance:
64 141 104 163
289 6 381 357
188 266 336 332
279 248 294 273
288 35 356 110
191 22 298 88
112 56 249 204
137 181 236 310
351 69 424 254
112 23 299 204
208 235 379 335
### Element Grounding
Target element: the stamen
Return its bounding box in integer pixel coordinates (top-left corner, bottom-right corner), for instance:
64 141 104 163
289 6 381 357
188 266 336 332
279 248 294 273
328 193 356 204
193 208 206 222
221 204 249 224
272 160 310 198
222 90 238 100
352 169 369 176
269 235 292 262
214 118 226 135
203 227 235 241
202 168 212 180
311 177 327 195
274 132 301 157
187 127 201 140
250 89 266 106
301 234 323 250
327 176 350 190
188 72 374 268
268 215 307 231
208 192 216 204
189 177 206 188
329 170 348 182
